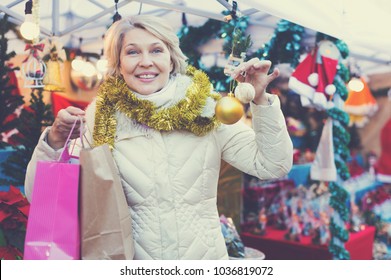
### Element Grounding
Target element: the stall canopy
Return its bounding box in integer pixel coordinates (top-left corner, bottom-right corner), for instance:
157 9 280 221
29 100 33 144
1 0 391 76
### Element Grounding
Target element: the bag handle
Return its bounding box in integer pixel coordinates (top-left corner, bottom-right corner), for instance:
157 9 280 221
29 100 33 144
57 117 84 162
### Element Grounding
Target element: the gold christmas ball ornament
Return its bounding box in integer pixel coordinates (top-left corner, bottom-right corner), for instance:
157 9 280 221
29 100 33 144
234 82 255 104
215 93 244 124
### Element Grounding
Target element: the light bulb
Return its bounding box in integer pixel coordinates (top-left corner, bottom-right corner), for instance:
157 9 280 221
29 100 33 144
96 58 108 72
82 61 97 77
348 78 364 92
71 56 84 72
20 14 40 41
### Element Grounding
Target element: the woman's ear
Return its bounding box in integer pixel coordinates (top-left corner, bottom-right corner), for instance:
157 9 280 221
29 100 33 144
118 63 123 76
170 60 174 73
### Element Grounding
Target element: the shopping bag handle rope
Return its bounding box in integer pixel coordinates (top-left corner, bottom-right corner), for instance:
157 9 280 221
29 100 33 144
58 117 84 162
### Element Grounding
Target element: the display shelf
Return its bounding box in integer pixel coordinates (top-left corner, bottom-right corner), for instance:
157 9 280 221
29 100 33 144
241 226 375 260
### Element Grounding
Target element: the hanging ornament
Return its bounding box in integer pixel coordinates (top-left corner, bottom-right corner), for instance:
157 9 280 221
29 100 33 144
21 43 46 88
234 82 255 103
343 77 378 128
215 92 244 124
224 52 246 76
310 118 337 181
288 40 340 109
43 45 64 92
216 19 252 124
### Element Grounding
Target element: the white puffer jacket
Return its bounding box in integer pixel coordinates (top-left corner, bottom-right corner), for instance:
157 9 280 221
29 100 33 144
25 87 292 260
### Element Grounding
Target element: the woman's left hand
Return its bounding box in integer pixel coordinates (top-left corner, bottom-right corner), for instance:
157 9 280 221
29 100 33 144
231 58 279 105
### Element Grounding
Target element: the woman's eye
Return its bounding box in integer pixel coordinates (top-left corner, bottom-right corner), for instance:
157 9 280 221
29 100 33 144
127 50 138 55
152 48 163 54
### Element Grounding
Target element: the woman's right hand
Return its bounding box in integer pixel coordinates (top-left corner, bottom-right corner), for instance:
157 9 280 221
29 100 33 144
47 106 86 150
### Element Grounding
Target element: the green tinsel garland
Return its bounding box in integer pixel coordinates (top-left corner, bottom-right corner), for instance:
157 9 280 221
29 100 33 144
328 182 350 220
333 124 351 145
333 76 349 101
334 40 350 59
332 124 351 161
334 142 351 161
328 108 350 127
337 63 350 83
321 35 352 260
329 217 350 241
329 242 351 260
334 159 351 181
258 19 305 68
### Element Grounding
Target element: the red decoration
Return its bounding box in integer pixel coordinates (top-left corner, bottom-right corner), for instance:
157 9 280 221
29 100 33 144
376 118 391 183
51 93 90 117
0 186 30 260
23 43 45 62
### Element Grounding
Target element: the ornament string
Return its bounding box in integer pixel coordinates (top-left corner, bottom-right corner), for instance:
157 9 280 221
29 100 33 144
32 0 40 43
227 18 251 94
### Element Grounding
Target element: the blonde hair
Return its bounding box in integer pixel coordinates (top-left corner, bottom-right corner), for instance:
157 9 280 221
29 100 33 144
104 15 188 77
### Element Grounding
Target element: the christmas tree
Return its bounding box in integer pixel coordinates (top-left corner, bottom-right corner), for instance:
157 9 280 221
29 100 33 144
0 15 24 149
0 88 54 186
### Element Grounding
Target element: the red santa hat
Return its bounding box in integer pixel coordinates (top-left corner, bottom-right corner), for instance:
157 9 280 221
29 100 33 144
312 55 338 108
376 118 391 183
288 50 317 101
289 40 339 109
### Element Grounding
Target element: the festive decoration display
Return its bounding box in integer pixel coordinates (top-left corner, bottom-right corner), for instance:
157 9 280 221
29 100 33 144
0 15 24 149
223 28 251 76
215 93 244 124
224 52 246 76
178 18 222 69
241 175 337 247
220 215 245 258
376 118 391 183
218 24 253 122
178 11 250 92
288 32 352 259
256 19 305 69
51 93 90 117
42 38 66 92
0 88 53 186
21 43 46 88
221 14 250 61
93 66 220 148
241 176 295 231
343 174 391 259
234 82 255 104
288 40 340 109
286 117 307 137
344 77 378 127
310 118 337 181
320 35 352 260
0 186 30 260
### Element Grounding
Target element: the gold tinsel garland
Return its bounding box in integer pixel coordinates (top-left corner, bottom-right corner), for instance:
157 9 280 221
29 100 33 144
93 66 221 147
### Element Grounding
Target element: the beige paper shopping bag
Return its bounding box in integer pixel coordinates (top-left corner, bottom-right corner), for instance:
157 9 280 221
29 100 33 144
79 143 134 259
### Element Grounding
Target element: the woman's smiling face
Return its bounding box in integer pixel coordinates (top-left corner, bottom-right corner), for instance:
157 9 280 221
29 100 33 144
119 28 173 95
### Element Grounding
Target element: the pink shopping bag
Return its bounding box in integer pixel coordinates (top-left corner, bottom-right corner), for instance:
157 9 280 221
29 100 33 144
24 120 81 260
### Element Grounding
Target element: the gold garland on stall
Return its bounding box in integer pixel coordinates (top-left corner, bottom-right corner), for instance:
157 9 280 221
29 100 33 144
93 66 221 147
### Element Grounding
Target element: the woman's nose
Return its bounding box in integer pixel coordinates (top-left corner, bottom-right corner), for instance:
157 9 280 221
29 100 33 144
139 53 153 67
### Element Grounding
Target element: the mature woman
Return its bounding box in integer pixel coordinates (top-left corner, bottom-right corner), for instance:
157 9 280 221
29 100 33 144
25 15 293 260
